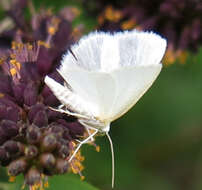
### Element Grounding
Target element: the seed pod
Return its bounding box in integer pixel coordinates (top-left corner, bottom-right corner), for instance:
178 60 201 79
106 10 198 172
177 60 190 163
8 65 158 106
0 147 10 166
28 104 45 123
57 145 69 158
26 125 42 144
55 158 69 174
3 140 19 155
0 127 7 145
39 153 56 169
50 125 64 136
41 134 57 152
23 82 37 107
25 168 41 186
8 158 27 176
0 120 19 138
25 145 38 159
33 110 48 127
0 147 7 161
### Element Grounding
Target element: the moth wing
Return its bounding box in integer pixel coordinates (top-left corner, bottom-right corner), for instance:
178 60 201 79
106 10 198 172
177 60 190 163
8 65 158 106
105 30 166 121
44 76 94 117
116 30 167 67
58 65 117 119
107 65 162 121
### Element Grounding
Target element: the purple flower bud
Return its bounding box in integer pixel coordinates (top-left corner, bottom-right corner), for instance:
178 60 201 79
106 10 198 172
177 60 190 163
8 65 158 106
0 74 12 95
25 145 38 159
50 124 64 136
12 83 26 105
191 19 201 40
0 120 19 138
0 147 9 164
0 127 8 145
63 129 71 141
20 63 40 82
58 120 84 138
33 110 48 127
46 109 63 121
0 98 20 122
28 103 45 123
7 0 27 29
23 82 38 106
57 144 69 158
3 140 19 155
25 168 41 186
8 158 27 176
36 47 55 76
42 86 60 106
26 125 42 144
40 153 56 169
41 134 57 152
55 158 69 174
52 19 72 53
179 26 190 50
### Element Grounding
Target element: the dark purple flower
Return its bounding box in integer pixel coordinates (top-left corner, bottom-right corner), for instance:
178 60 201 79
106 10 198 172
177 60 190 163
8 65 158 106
0 0 86 188
92 0 202 65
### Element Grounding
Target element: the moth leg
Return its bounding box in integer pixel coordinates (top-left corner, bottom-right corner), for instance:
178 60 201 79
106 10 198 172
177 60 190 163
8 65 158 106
79 119 96 142
68 128 98 162
48 106 90 120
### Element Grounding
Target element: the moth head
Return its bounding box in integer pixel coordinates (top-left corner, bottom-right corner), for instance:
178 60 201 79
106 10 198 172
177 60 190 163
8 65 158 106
78 118 110 133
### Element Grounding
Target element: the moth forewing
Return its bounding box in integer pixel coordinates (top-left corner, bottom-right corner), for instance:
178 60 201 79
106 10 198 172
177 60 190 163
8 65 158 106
44 76 94 118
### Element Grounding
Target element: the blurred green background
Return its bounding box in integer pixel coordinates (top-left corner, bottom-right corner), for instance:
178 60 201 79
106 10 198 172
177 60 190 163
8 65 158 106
1 0 202 190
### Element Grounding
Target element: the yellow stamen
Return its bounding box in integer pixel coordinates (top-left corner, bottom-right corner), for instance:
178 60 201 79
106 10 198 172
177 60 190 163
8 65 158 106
11 41 17 50
21 183 25 189
10 68 17 76
0 58 5 65
70 7 81 18
44 181 49 188
105 6 122 22
98 15 105 25
10 54 16 59
0 93 4 98
10 59 16 65
96 145 100 152
16 62 21 69
163 48 176 65
177 50 188 64
27 43 33 50
9 176 16 182
37 41 50 48
121 19 136 30
17 42 24 50
48 26 56 35
80 176 85 180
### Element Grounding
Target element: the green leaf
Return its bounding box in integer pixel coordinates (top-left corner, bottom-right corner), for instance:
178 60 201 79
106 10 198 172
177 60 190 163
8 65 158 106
48 174 99 190
8 174 99 190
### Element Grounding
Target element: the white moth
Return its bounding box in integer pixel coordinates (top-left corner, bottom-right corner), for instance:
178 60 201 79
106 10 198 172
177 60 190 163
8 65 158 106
44 30 167 187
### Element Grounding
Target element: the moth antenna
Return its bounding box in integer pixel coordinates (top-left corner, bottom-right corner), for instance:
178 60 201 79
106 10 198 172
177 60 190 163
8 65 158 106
69 128 98 162
106 132 115 188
